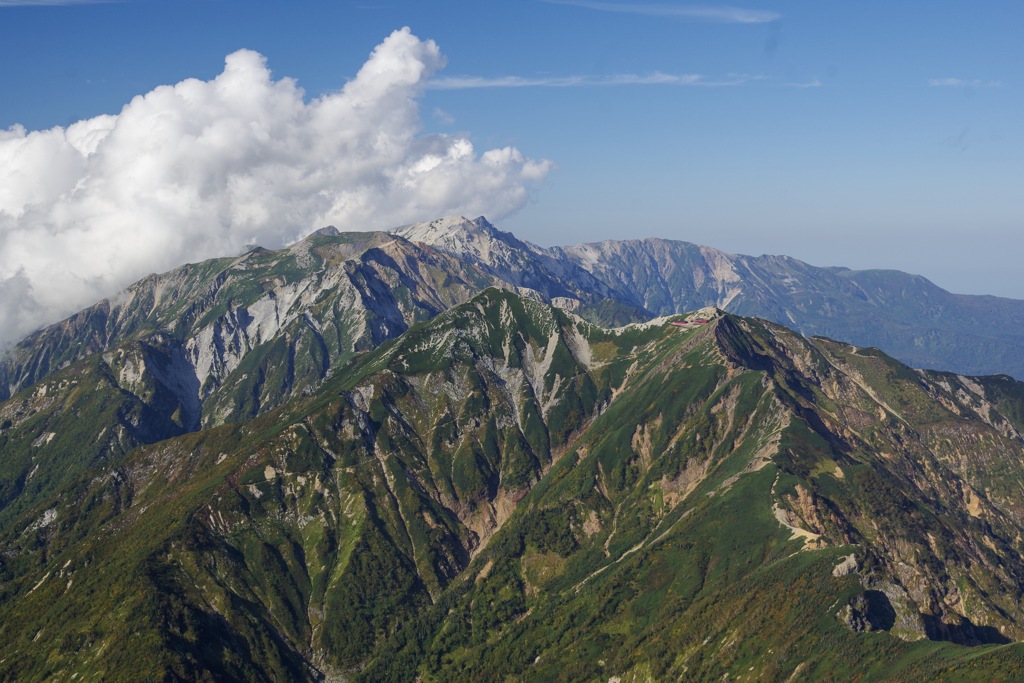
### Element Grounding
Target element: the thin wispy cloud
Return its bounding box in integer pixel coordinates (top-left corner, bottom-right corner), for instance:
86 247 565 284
432 107 456 125
0 0 113 6
541 0 780 24
429 72 701 90
708 72 766 87
429 72 774 90
785 79 822 89
929 78 1003 88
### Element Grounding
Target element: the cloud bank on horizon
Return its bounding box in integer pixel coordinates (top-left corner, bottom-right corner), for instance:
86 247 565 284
0 27 551 349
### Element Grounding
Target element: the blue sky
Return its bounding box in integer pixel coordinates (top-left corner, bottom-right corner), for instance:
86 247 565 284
0 0 1021 326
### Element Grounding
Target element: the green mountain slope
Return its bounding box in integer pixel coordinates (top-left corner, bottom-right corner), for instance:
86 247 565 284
370 317 1024 683
0 289 628 679
365 309 1024 681
0 335 200 528
4 290 1024 681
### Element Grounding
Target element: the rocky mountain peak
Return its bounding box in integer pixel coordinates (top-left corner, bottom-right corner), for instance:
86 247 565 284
392 214 491 243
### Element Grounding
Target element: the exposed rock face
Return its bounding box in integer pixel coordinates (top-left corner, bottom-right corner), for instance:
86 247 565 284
0 229 504 427
832 553 858 577
393 215 626 308
839 590 899 633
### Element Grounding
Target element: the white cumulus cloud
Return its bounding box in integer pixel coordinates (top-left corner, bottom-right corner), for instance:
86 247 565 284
0 27 552 348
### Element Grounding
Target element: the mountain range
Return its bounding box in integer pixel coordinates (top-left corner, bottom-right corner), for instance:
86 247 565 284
5 215 1024 423
3 217 1024 680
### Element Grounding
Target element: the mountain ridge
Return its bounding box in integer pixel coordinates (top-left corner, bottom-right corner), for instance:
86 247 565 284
5 289 1024 680
6 213 1024 423
403 215 1024 379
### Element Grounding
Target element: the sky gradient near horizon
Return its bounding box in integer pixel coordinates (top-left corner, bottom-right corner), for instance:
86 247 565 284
0 0 1021 343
